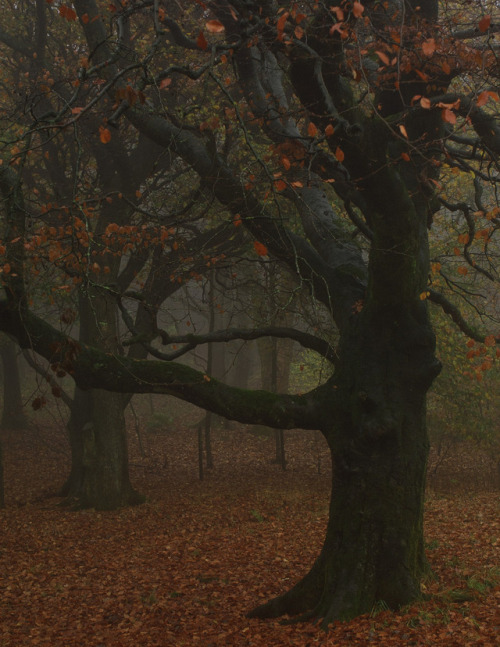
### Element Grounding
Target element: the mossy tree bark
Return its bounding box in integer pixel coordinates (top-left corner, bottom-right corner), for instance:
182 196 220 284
249 300 439 624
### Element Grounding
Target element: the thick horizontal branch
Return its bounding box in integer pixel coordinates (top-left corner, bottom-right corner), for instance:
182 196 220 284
0 300 330 430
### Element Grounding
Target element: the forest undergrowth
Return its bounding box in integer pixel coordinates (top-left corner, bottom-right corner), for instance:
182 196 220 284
0 399 498 646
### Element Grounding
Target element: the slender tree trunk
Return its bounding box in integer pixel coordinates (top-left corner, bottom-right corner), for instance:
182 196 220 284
249 306 439 625
0 435 4 508
203 272 217 469
0 336 27 430
59 386 90 499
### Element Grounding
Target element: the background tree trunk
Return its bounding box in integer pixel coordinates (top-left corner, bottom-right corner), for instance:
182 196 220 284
0 336 27 430
62 289 143 509
79 388 143 510
0 435 4 508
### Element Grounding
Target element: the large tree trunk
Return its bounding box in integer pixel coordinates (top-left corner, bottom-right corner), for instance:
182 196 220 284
59 386 90 500
250 305 439 625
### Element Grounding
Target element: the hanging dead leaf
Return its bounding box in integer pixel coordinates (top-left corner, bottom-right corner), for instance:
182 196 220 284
253 241 268 256
197 31 208 50
399 125 408 138
99 126 111 144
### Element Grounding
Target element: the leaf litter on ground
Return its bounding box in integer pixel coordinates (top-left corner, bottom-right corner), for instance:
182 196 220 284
0 402 498 646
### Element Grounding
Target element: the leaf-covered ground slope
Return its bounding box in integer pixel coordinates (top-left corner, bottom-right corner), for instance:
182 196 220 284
1 411 498 646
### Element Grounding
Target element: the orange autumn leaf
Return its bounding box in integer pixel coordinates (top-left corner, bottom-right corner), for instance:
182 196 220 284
99 126 112 144
420 97 431 109
59 4 77 20
477 90 499 106
307 122 318 137
160 78 172 89
335 146 345 162
253 240 268 256
206 20 225 33
294 25 304 39
422 38 436 56
484 335 496 347
375 51 390 66
415 68 430 82
274 179 287 192
281 156 291 170
276 12 288 35
478 15 491 33
325 124 335 137
401 152 410 162
352 2 364 18
442 107 456 124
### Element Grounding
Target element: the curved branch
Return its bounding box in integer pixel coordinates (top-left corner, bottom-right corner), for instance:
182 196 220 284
440 197 498 283
22 350 73 408
121 314 339 364
428 289 499 343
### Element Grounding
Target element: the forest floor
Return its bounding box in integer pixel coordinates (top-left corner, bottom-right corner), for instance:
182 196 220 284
0 396 499 646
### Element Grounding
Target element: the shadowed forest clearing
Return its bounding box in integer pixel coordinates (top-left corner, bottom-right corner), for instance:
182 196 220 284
1 401 498 647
